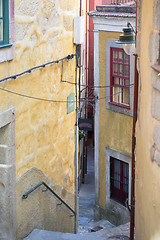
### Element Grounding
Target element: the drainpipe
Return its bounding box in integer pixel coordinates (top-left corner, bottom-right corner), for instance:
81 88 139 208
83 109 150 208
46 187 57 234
74 1 82 233
75 46 78 233
130 1 138 239
86 0 89 117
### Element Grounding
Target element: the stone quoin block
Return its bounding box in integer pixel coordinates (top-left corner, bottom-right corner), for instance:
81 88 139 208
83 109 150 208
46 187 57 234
151 88 160 121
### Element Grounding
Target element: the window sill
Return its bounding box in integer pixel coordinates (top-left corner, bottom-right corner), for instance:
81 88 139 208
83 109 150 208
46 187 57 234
151 64 160 73
0 43 13 49
106 101 133 116
0 44 14 63
109 101 130 109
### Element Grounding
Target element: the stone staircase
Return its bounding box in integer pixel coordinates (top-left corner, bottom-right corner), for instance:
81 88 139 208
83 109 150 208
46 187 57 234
23 220 130 240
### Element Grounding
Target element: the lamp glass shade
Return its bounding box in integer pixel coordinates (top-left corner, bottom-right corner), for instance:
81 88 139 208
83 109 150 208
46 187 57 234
123 43 135 55
115 25 136 55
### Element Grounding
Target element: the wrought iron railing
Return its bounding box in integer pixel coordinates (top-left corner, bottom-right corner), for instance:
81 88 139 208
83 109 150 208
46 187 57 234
110 0 135 4
22 181 76 217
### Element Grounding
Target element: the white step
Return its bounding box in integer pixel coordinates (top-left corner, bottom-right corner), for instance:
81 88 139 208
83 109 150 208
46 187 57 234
24 222 130 240
24 229 107 240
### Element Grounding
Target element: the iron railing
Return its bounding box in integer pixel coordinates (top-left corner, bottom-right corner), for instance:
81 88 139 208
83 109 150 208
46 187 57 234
110 0 135 4
22 181 76 217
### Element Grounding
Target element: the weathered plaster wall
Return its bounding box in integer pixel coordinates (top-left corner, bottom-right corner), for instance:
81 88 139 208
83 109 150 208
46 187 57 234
135 0 160 239
0 0 83 237
98 31 132 208
16 168 75 239
0 0 79 192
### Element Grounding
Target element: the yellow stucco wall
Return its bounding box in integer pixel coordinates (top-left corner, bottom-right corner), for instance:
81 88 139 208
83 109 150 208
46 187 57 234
0 0 82 194
98 31 133 207
135 0 160 239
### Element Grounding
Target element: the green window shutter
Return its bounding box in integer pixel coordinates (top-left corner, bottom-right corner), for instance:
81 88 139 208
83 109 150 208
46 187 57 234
0 0 9 45
3 0 9 44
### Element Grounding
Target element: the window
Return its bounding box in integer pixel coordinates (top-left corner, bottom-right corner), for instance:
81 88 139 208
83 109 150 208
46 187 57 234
106 40 134 116
110 157 129 206
110 47 130 108
0 0 14 63
0 0 9 46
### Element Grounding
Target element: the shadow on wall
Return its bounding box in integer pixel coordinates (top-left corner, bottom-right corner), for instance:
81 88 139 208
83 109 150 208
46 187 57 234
16 168 76 239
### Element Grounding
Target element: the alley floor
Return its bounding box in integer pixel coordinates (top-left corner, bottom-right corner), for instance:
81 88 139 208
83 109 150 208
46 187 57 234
78 146 131 239
78 146 95 232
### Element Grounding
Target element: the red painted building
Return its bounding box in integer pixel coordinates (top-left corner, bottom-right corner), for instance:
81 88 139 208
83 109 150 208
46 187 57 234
87 0 103 120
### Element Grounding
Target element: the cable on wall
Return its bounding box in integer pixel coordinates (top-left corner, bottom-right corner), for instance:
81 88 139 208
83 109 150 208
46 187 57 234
0 84 134 103
0 54 76 83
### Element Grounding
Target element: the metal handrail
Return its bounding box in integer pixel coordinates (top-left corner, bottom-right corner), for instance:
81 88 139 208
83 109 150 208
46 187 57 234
22 181 76 217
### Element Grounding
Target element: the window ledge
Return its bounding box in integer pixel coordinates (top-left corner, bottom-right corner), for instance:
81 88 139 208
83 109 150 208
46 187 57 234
106 101 133 116
0 43 13 49
151 64 160 73
0 44 14 63
109 101 130 109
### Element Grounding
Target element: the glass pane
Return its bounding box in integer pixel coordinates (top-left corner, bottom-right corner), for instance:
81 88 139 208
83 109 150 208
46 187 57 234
113 64 118 74
119 64 123 75
122 88 130 105
119 88 123 104
124 65 129 77
123 163 129 178
119 51 123 62
0 19 3 41
124 52 129 64
123 163 129 193
114 77 119 85
120 78 124 86
113 86 119 103
113 51 118 61
125 79 130 86
114 160 120 189
0 0 2 17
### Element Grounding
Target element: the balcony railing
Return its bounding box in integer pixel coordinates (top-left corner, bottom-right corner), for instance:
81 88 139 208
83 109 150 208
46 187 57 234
102 0 135 5
111 0 133 4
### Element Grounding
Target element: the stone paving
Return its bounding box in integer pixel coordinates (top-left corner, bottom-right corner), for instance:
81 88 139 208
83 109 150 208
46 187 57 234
78 146 130 239
78 146 95 233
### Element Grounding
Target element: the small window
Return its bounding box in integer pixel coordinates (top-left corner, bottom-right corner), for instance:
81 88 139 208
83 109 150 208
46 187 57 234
0 0 9 46
110 157 129 206
110 48 130 108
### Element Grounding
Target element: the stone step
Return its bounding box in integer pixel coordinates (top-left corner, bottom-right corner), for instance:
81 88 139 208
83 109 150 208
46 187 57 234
23 229 107 240
24 222 130 240
95 222 130 239
78 217 114 233
88 219 115 232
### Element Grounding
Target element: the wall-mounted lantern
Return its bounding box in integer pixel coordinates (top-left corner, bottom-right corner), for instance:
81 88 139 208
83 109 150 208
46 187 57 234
116 22 135 55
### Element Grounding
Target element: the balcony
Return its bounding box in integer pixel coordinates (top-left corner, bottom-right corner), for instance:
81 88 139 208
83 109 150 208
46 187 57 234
102 0 135 5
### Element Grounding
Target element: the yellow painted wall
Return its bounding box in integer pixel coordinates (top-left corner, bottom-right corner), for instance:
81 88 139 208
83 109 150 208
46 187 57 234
0 1 88 237
135 0 160 239
0 0 81 194
98 31 133 207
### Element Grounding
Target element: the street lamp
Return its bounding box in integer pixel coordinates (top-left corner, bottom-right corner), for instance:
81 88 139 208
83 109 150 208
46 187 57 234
116 22 135 55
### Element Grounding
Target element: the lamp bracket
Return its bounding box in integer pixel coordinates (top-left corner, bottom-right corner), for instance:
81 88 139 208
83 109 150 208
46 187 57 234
127 22 136 33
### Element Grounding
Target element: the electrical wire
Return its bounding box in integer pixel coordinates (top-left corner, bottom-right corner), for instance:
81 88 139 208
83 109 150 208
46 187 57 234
0 54 76 83
0 87 89 103
0 84 134 103
64 80 134 90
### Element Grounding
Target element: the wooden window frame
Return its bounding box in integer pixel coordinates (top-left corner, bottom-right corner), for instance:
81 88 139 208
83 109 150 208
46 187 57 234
110 47 130 109
110 157 129 206
0 0 9 46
